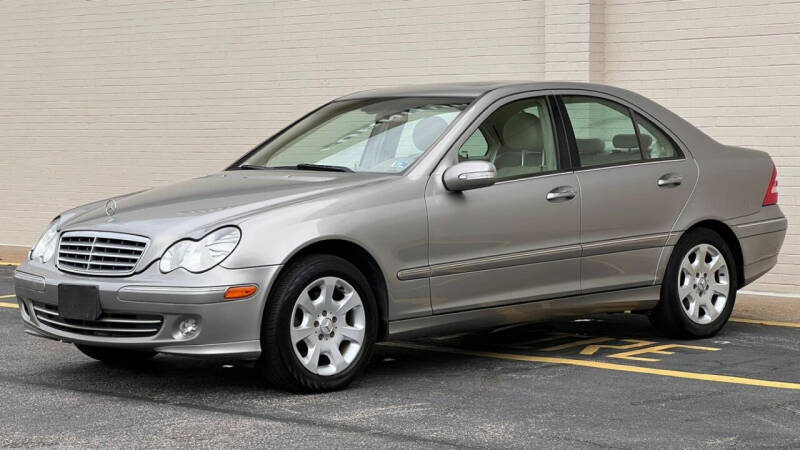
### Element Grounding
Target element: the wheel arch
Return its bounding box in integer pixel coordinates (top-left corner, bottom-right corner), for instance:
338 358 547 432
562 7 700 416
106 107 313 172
269 238 390 340
682 219 745 289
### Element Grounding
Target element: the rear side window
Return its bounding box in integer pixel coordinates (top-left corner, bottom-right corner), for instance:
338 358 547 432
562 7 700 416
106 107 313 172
562 96 642 168
634 113 681 160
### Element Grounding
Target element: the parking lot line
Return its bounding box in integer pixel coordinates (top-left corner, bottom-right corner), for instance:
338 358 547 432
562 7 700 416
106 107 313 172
0 262 20 266
0 301 18 309
730 318 800 329
382 342 800 390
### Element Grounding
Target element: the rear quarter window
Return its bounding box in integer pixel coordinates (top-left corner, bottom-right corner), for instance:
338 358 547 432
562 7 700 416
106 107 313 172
633 112 682 160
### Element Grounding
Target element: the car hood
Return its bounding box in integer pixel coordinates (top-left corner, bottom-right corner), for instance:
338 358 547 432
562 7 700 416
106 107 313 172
60 170 393 242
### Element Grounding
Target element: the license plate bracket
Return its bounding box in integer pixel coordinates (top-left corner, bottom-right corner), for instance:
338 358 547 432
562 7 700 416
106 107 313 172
58 284 102 321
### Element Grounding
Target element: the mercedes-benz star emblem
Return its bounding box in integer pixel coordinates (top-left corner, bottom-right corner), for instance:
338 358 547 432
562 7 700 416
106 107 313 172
104 199 117 217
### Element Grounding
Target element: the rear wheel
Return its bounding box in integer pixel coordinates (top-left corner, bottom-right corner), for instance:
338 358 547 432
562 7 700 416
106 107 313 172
75 344 156 365
258 254 377 392
650 228 738 338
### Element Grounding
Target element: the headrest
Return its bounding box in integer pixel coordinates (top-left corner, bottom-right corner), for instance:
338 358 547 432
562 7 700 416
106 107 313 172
576 138 605 155
412 116 449 151
502 112 542 151
611 134 638 149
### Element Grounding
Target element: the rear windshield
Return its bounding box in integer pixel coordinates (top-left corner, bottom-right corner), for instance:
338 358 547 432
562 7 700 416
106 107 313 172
237 97 472 173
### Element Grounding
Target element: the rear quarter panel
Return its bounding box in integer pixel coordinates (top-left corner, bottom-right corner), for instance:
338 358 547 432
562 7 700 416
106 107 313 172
674 145 774 231
660 144 784 286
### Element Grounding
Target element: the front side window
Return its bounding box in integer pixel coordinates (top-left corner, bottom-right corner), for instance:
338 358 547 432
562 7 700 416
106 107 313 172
458 129 490 160
562 96 642 168
239 97 471 173
457 97 559 180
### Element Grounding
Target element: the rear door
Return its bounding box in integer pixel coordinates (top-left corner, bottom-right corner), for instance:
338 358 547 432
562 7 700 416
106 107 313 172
555 93 698 293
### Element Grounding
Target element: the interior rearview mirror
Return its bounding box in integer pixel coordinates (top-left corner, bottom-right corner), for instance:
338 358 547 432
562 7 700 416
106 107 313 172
442 160 497 192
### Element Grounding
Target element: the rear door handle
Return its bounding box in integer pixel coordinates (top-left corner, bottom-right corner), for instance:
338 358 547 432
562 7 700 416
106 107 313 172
657 173 683 187
546 186 577 202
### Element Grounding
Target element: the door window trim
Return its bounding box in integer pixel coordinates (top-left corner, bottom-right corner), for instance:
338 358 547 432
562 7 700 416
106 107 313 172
552 92 689 171
631 108 647 161
437 91 574 183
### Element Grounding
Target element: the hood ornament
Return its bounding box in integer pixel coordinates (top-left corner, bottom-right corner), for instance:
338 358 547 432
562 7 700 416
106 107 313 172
104 199 118 217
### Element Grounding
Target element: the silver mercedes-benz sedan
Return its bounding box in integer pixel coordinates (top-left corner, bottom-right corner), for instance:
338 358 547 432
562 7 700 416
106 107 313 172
14 82 786 392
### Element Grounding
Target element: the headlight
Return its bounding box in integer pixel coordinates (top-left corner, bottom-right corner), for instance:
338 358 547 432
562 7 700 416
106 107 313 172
159 227 241 273
30 219 60 263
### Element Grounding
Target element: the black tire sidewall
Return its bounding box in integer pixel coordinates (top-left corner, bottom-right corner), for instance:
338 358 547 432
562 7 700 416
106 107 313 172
261 254 378 392
661 228 738 337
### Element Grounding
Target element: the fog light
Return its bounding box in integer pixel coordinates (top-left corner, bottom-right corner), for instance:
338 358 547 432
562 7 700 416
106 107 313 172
177 318 200 339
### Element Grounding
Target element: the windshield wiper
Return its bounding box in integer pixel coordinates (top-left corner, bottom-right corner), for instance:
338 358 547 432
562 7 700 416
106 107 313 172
294 163 354 173
235 164 274 170
234 163 353 173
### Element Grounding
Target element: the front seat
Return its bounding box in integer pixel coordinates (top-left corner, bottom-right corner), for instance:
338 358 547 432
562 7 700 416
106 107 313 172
495 112 543 177
413 116 450 152
576 138 606 166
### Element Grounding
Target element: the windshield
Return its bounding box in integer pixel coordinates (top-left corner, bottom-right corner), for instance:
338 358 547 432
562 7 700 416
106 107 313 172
236 97 472 173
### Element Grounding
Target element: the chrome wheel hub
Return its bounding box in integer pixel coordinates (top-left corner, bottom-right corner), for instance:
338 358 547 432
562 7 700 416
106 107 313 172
319 317 334 335
678 243 730 325
696 277 708 293
290 277 366 376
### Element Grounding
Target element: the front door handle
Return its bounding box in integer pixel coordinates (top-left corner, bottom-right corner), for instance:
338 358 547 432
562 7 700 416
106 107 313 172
657 173 683 187
546 186 577 202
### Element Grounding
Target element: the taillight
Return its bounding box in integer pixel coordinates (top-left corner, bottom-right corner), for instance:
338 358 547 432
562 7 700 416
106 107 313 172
763 166 779 206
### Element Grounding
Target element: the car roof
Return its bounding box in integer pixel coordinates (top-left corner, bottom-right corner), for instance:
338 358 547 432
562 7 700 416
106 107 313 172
336 81 720 159
335 81 627 100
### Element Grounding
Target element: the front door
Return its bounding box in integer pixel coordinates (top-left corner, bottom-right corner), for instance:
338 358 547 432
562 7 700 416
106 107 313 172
425 96 581 314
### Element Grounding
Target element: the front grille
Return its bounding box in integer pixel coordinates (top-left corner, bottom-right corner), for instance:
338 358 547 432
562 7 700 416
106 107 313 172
57 231 149 276
32 302 162 337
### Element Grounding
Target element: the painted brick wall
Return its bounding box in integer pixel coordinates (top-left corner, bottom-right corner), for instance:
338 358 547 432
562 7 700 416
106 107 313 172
545 0 605 81
603 0 800 293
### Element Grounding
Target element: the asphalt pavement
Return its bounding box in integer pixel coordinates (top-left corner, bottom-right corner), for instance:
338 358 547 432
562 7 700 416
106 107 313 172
1 265 800 449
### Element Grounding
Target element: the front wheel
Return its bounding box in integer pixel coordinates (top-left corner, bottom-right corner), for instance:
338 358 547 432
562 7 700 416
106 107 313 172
258 254 377 392
650 228 738 338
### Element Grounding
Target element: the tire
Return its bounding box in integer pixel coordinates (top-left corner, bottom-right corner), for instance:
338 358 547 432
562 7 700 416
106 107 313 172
258 254 378 393
75 344 156 365
650 227 738 339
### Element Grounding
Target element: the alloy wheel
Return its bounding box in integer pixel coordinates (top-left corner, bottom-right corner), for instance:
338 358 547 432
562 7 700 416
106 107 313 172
677 243 730 325
290 277 366 376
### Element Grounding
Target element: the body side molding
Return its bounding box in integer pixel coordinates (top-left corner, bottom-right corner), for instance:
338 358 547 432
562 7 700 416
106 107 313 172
398 233 670 280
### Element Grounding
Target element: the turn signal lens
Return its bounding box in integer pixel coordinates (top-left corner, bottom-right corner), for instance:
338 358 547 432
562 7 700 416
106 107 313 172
224 285 258 299
763 166 779 206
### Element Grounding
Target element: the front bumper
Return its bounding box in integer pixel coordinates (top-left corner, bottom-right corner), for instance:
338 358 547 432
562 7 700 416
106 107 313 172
13 260 281 359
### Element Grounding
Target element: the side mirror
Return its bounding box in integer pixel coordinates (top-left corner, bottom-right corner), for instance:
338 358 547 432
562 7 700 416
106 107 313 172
442 160 497 192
